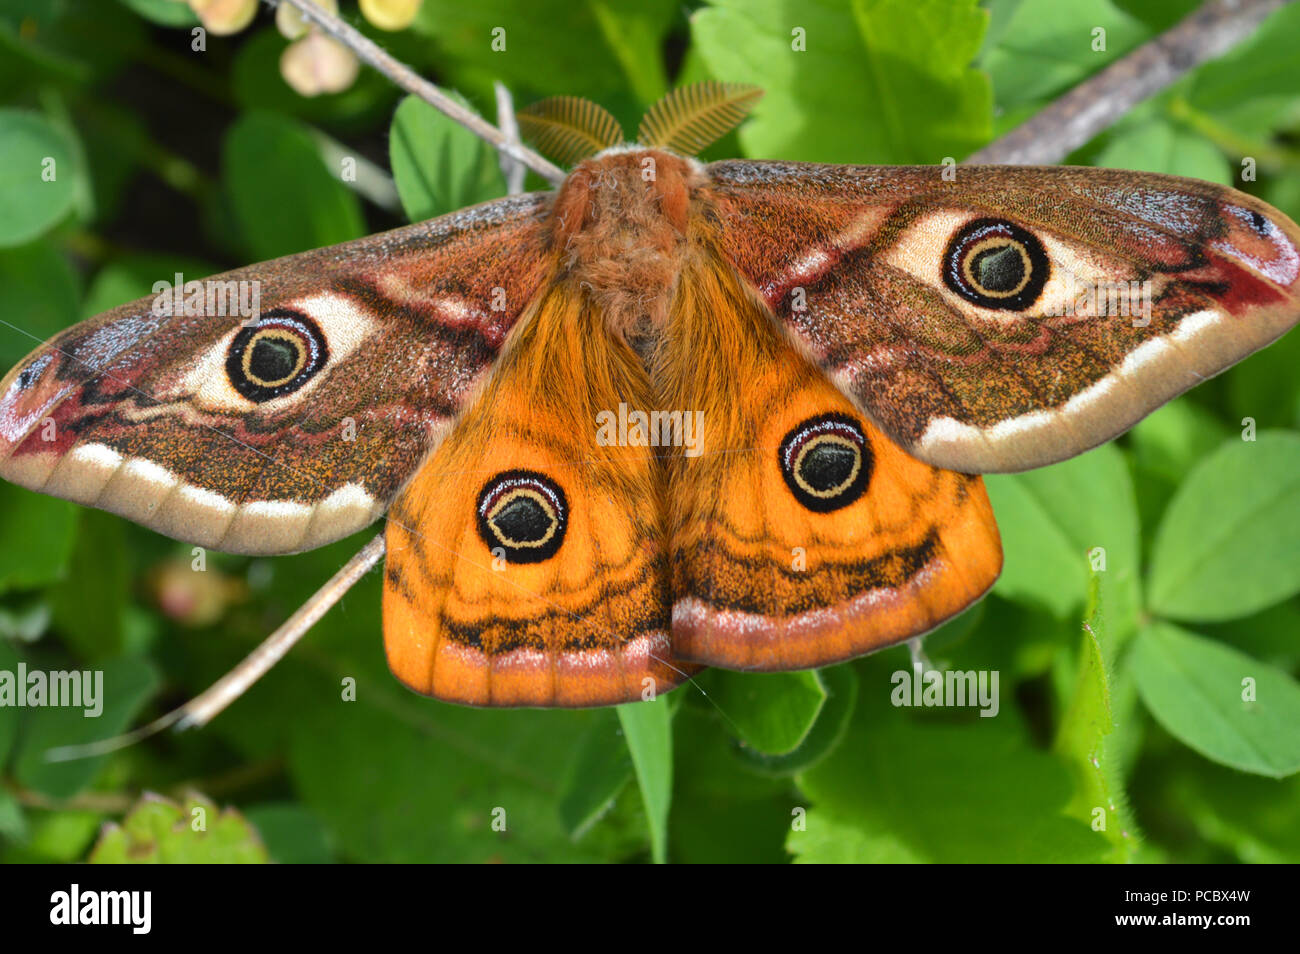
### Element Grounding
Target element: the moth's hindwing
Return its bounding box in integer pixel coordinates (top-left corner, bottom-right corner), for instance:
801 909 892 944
383 281 692 707
660 243 1003 669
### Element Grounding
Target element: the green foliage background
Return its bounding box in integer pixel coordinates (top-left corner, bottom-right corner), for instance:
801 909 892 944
1 0 1299 863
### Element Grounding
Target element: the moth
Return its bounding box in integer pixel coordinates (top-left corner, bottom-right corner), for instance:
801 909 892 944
2 84 1298 709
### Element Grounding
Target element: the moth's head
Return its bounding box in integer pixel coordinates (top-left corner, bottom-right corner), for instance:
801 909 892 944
552 147 700 242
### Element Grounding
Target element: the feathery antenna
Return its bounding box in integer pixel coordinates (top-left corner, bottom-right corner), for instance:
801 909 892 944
517 96 625 167
638 82 763 155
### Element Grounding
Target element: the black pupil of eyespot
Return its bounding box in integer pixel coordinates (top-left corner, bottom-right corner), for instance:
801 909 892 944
801 442 856 492
972 244 1024 292
250 337 299 383
492 495 550 543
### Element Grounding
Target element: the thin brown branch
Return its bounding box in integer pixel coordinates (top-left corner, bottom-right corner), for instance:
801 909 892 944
44 534 385 762
969 0 1290 165
274 0 565 184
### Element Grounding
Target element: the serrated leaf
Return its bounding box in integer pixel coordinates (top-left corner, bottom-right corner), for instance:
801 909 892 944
89 793 269 863
637 81 761 154
517 96 624 167
693 0 991 163
1053 575 1140 861
1132 622 1300 777
1148 432 1300 622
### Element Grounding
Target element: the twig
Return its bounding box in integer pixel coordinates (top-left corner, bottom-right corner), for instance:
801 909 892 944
273 0 565 184
45 534 386 762
968 0 1289 165
494 81 527 194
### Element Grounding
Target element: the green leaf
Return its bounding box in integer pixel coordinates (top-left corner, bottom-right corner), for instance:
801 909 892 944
82 253 219 318
1093 114 1231 183
1149 431 1300 622
1227 327 1300 432
709 669 826 755
669 705 797 863
0 110 81 246
0 786 26 844
243 803 334 864
414 0 679 110
1132 622 1300 777
0 638 18 769
1128 400 1232 548
0 482 76 595
556 710 633 839
980 0 1149 120
1186 2 1300 139
12 654 160 798
287 703 613 863
616 696 673 863
1143 754 1300 863
692 0 991 163
222 111 364 262
89 793 270 863
985 443 1140 636
163 537 619 863
117 0 198 27
1053 575 1140 861
731 665 859 777
389 93 505 223
1199 600 1300 671
588 0 671 104
0 239 79 372
47 508 128 659
789 660 1108 862
1128 399 1231 489
1111 0 1199 31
